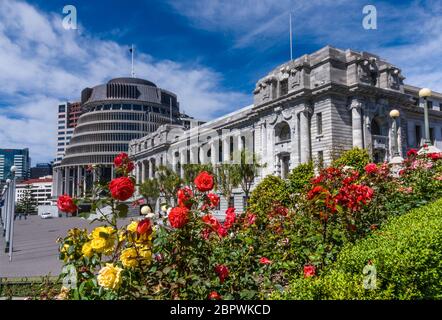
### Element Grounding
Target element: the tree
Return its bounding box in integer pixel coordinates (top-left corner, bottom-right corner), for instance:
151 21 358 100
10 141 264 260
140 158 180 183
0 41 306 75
139 178 160 208
233 150 263 210
16 185 36 214
215 163 240 207
156 165 182 205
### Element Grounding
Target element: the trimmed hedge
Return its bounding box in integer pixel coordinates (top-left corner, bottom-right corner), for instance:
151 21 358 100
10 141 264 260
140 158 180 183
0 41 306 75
273 197 442 300
248 175 289 216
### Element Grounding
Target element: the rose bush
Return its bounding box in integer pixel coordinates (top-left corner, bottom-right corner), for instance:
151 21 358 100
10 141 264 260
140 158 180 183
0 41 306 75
54 149 442 300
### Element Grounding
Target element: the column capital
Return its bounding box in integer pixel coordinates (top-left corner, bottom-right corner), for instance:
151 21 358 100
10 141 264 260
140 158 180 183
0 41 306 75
298 104 313 116
349 97 364 111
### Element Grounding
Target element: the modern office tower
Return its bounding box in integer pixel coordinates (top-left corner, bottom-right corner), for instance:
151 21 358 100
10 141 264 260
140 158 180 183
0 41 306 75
0 148 31 181
53 77 181 197
30 163 53 179
55 102 82 165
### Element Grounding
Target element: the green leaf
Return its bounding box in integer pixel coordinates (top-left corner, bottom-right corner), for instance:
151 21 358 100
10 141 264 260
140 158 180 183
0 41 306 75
116 203 128 218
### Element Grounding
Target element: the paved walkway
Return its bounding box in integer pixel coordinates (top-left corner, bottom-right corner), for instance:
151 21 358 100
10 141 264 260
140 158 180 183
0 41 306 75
0 215 132 278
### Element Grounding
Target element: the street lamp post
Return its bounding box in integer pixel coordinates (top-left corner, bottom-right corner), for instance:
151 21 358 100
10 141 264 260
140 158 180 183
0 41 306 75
418 88 441 154
8 165 17 261
4 179 11 243
389 109 404 176
390 109 401 158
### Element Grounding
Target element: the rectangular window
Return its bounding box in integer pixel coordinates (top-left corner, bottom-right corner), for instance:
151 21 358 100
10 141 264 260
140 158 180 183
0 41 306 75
318 151 324 169
316 113 323 135
58 114 65 118
58 137 64 141
428 101 433 110
59 105 66 112
430 127 435 145
415 125 422 146
228 196 234 208
279 79 288 96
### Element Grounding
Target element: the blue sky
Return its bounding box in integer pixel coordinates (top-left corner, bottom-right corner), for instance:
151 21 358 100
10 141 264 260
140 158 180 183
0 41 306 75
0 0 441 163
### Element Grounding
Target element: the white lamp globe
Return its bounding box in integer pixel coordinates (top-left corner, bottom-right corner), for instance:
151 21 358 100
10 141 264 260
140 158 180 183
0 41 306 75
419 88 432 98
6 179 11 184
10 165 17 173
389 109 400 118
140 205 152 215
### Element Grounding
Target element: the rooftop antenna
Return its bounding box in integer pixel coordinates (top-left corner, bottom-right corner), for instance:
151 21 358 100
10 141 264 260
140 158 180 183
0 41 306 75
129 44 135 78
289 12 293 61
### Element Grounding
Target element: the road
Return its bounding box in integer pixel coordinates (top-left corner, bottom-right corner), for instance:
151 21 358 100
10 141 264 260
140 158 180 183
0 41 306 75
0 215 132 278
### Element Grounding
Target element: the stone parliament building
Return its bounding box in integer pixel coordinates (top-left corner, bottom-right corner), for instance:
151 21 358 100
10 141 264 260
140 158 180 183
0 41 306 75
128 46 442 213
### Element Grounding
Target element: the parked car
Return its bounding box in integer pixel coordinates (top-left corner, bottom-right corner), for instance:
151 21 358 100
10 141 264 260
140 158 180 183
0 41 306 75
40 212 52 219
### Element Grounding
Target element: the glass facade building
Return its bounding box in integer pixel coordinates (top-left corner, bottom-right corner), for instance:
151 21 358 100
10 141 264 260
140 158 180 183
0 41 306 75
0 148 30 181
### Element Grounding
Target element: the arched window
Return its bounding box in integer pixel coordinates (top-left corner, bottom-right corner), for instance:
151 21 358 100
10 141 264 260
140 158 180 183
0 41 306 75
275 122 291 142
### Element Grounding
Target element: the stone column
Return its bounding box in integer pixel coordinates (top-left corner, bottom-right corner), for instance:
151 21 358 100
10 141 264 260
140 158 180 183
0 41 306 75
63 167 69 195
83 167 87 196
350 98 364 148
299 106 312 163
222 135 230 163
77 166 82 197
190 146 198 164
148 159 154 180
71 167 76 197
180 149 187 178
210 139 218 166
141 161 146 183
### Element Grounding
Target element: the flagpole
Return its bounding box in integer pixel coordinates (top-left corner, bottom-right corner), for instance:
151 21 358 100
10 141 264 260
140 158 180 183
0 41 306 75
289 13 293 61
131 44 135 78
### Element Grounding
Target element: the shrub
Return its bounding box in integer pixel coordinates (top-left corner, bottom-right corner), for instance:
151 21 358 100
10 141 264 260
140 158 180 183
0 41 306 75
287 162 314 195
273 197 442 299
332 148 371 173
248 175 289 218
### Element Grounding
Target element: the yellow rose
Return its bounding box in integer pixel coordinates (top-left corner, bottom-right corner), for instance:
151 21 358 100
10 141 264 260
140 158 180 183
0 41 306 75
92 226 115 239
126 221 138 233
82 241 94 258
90 237 108 253
97 264 123 290
120 248 139 268
139 248 152 263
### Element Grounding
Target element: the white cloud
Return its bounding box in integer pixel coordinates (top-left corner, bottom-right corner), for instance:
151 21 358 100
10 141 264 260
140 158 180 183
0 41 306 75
0 0 249 164
167 0 442 90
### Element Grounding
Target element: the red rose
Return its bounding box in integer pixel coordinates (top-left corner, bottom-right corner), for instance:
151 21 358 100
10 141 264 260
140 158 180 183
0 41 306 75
194 171 214 192
168 206 189 228
202 214 221 230
137 218 152 235
57 194 77 214
223 207 236 229
109 177 135 201
304 265 316 278
114 152 129 167
214 265 229 283
208 291 222 300
259 257 272 265
207 193 220 208
216 225 228 238
177 187 193 208
406 148 418 157
246 212 256 225
113 152 134 174
428 152 442 161
364 163 378 175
